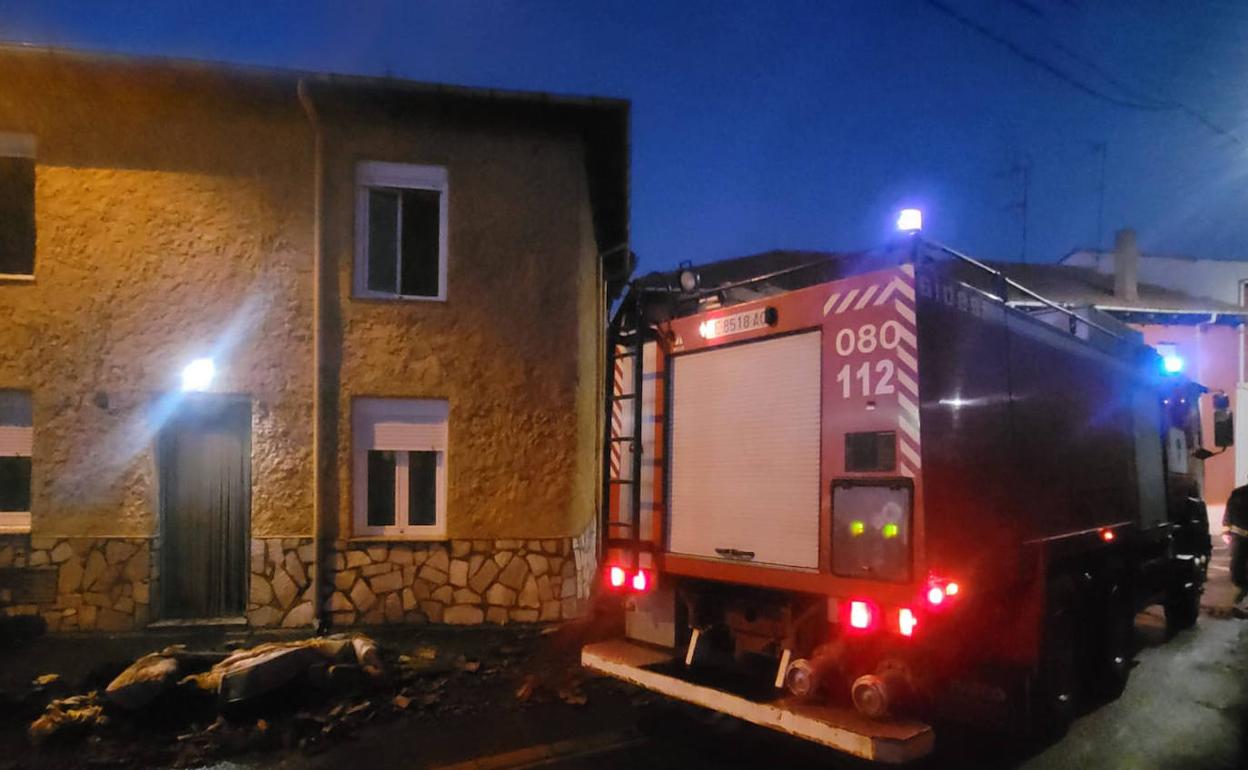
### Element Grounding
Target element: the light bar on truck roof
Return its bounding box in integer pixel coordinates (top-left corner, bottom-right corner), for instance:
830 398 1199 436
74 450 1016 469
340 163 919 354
896 208 923 233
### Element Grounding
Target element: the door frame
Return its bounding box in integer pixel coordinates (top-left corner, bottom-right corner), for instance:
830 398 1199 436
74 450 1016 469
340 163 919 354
156 393 252 620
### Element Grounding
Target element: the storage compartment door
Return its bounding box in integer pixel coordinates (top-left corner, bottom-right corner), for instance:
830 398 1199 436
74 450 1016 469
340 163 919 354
668 331 822 568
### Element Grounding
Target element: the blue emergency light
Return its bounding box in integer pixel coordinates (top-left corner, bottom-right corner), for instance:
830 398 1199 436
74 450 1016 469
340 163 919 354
896 208 923 233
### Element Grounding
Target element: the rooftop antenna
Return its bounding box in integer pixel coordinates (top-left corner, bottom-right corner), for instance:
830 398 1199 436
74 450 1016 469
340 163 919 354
1092 142 1108 250
999 153 1032 262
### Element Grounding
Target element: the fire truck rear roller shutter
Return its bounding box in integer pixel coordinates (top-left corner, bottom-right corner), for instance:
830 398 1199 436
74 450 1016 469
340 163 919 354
668 331 822 569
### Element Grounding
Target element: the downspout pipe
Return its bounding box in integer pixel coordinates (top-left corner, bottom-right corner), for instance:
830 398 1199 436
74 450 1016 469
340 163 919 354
297 79 326 631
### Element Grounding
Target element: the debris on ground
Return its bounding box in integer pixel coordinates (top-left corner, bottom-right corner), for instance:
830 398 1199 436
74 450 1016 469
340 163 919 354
105 650 181 709
24 633 393 762
514 674 540 703
28 692 108 746
31 674 60 688
8 625 605 768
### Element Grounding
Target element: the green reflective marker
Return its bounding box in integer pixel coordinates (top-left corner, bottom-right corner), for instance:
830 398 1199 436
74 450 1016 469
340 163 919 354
882 523 899 539
850 520 865 536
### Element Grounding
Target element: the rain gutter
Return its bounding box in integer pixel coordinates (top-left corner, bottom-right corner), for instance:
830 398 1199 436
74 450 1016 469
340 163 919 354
297 79 326 630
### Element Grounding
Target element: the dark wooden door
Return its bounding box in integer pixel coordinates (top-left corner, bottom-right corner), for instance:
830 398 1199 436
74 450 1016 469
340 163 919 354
159 398 250 619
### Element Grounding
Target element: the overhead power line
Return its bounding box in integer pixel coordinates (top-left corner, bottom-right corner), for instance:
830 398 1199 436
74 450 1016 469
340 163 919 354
923 0 1244 147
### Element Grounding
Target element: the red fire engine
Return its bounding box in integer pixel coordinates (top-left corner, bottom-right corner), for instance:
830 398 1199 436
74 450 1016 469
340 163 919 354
582 236 1218 763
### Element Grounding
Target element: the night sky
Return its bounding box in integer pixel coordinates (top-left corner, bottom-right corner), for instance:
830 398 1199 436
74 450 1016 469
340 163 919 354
3 0 1247 274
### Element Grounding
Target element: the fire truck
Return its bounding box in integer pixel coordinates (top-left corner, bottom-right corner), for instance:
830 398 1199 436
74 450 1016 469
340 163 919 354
581 235 1219 763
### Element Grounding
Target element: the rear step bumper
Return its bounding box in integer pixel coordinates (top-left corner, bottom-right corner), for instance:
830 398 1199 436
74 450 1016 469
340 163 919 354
582 640 934 764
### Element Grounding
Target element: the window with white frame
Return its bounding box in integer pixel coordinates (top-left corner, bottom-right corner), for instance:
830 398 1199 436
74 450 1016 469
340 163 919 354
0 133 36 279
0 391 32 533
354 161 448 301
353 398 448 537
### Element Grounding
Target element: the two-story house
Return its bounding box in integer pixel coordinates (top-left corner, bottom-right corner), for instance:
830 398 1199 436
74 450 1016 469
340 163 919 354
0 47 629 632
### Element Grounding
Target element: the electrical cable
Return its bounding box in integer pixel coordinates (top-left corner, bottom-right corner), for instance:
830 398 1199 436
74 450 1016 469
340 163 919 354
924 0 1245 147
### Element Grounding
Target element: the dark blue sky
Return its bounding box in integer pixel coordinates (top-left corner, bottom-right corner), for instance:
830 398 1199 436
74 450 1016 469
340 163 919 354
3 0 1247 273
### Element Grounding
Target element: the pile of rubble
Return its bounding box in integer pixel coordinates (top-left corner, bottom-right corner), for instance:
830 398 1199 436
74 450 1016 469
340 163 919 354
23 634 496 766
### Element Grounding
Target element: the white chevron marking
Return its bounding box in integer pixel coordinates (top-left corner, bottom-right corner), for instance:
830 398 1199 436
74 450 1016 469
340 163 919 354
823 292 841 317
836 289 860 315
896 326 917 350
898 393 920 420
896 347 918 371
854 284 879 310
874 280 899 305
897 370 918 395
898 415 920 442
894 300 915 324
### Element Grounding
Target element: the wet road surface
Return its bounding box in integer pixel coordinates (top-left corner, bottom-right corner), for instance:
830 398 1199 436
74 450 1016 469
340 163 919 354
520 609 1247 770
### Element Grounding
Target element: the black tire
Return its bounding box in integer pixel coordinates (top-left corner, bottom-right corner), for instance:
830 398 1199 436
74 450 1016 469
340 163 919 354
1092 587 1134 699
1029 582 1079 740
1164 587 1201 636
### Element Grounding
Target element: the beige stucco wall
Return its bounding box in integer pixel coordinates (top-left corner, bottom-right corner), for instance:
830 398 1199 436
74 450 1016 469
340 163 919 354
0 52 607 551
0 54 316 538
324 115 603 540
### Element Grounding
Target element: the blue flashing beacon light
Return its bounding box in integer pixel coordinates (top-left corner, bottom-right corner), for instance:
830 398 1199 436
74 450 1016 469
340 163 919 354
896 208 923 233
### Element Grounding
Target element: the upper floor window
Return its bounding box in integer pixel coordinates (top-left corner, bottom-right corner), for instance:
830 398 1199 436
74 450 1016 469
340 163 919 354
0 391 32 533
354 161 448 301
352 398 448 538
0 133 35 279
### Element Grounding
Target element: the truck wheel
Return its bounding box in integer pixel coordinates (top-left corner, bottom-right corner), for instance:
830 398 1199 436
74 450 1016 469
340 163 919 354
1164 587 1200 637
1029 588 1078 739
1092 588 1133 699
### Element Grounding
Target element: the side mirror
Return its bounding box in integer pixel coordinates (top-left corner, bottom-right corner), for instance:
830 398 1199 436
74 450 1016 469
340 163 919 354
1213 392 1234 448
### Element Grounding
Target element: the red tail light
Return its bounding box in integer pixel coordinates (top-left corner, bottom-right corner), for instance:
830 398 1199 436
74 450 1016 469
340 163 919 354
608 566 627 589
924 573 962 610
631 569 649 592
898 608 918 637
849 600 875 630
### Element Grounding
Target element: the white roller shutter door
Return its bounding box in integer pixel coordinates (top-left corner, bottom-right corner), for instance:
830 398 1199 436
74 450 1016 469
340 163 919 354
668 331 822 569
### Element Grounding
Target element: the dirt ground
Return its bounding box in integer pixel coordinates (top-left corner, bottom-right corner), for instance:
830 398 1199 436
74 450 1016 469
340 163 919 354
0 610 641 770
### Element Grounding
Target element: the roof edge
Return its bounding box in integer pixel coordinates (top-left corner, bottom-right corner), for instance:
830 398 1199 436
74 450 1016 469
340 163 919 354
0 40 630 112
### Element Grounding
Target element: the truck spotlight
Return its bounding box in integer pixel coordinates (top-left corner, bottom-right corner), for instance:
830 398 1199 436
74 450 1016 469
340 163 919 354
926 585 945 607
181 358 216 392
896 208 923 233
1162 354 1184 374
678 261 701 294
944 581 959 597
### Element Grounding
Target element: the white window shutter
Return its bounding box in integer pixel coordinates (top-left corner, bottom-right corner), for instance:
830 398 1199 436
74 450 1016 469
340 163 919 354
372 421 447 451
0 426 32 456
